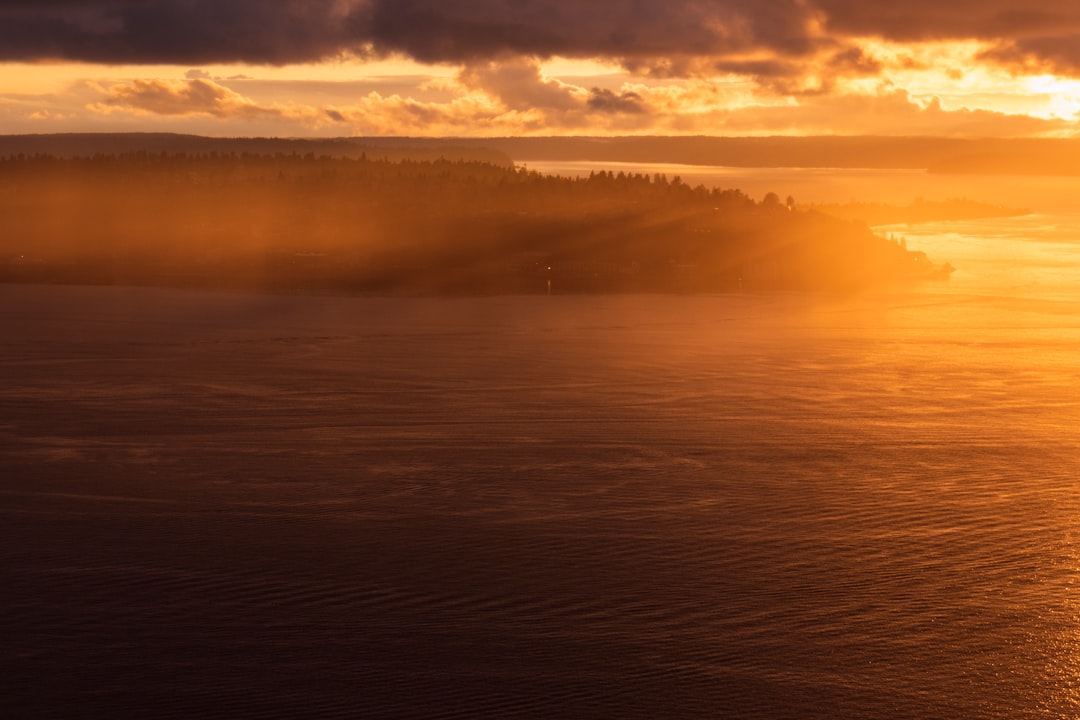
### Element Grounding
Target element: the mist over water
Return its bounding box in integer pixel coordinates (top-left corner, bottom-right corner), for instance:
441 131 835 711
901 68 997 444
4 168 1080 718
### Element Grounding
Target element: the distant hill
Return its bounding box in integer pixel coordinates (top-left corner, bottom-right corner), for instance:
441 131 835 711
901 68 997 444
0 133 514 168
5 134 1080 174
476 136 1080 175
483 136 958 169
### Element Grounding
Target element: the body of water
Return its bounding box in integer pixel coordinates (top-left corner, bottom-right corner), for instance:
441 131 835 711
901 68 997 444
4 169 1080 718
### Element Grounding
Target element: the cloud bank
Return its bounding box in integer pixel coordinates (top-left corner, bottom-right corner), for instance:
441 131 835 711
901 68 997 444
5 1 1080 138
3 0 1080 77
82 69 1070 139
96 78 282 118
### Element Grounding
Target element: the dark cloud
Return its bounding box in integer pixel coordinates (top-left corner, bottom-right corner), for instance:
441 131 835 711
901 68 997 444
587 88 645 114
363 0 822 63
981 35 1080 74
828 48 883 76
814 1 1080 42
713 59 800 80
0 0 362 64
0 0 820 65
815 1 1080 72
4 0 1080 77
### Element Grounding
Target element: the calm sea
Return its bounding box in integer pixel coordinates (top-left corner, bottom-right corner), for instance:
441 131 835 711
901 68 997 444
4 168 1080 718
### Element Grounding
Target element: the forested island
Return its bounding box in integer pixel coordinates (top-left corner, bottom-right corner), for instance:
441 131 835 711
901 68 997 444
0 152 949 294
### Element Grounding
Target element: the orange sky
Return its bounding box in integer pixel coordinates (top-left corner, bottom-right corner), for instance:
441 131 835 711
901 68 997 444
2 1 1080 138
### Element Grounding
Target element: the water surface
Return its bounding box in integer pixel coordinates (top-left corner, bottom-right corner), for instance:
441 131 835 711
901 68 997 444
4 187 1080 718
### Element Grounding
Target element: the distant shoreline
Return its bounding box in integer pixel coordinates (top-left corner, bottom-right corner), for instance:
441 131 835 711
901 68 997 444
4 133 1080 176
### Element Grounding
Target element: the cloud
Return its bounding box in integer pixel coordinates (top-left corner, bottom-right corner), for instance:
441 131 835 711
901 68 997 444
707 87 1075 137
587 88 646 114
814 1 1080 43
361 0 825 64
273 77 1077 138
6 64 1058 138
459 58 583 111
5 1 1080 83
813 1 1080 74
981 35 1080 75
0 1 852 72
95 78 285 118
7 1 1080 139
0 0 362 65
324 92 507 136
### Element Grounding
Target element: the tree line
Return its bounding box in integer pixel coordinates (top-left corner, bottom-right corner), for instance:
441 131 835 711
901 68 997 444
0 153 947 294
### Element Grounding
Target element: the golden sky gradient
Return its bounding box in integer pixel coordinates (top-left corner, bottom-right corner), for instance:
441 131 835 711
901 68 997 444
2 1 1080 137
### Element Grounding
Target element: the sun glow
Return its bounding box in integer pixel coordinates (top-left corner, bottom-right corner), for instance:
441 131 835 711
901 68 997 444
841 38 1080 122
1024 76 1080 119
